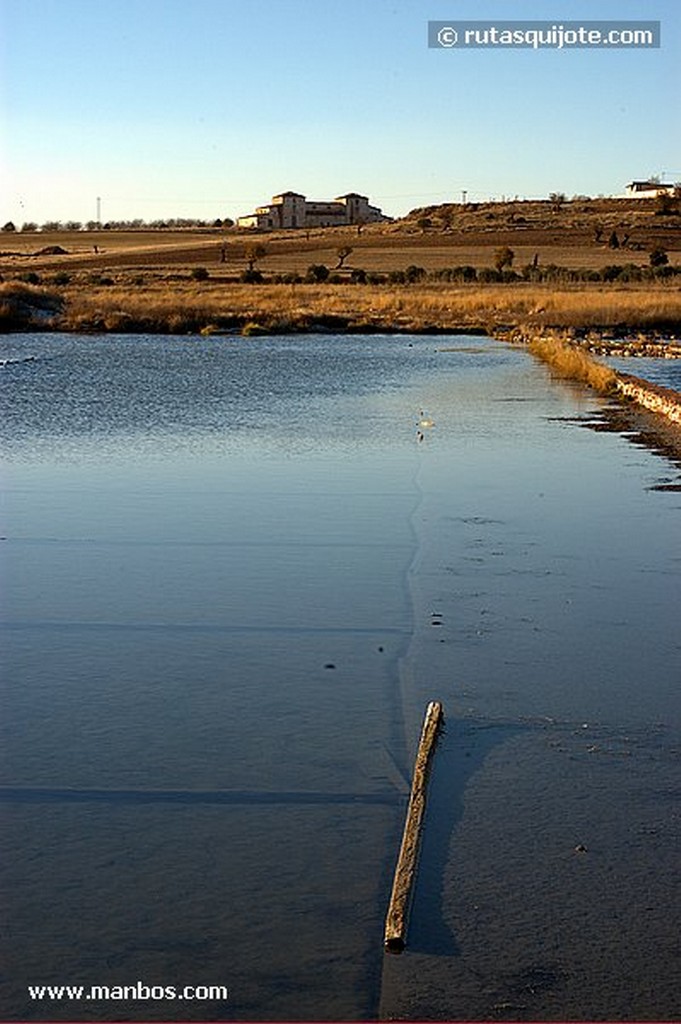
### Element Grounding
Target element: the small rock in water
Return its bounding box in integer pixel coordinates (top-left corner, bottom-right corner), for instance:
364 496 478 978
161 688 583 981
324 663 336 670
574 843 588 854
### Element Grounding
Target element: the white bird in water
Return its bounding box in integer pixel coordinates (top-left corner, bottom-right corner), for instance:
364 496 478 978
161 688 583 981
418 411 435 428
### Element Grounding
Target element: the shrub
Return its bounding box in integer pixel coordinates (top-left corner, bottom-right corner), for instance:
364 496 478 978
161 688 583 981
478 268 502 283
191 267 210 281
273 272 302 284
306 264 330 283
240 269 264 284
18 271 41 284
649 246 668 267
404 265 426 283
616 265 644 282
52 272 71 286
350 268 367 284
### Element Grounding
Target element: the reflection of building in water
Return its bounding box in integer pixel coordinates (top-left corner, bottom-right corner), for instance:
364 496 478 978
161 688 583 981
237 190 391 230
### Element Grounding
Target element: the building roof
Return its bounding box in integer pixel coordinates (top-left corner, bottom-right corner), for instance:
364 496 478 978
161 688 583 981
272 191 306 199
627 180 674 190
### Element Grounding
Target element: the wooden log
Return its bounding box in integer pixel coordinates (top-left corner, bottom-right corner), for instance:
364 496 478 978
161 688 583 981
384 700 443 953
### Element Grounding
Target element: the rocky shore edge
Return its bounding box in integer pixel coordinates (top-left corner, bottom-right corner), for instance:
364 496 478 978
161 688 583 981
502 326 681 428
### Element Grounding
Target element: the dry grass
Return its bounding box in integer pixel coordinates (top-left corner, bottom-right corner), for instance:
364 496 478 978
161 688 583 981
526 334 617 393
1 276 679 336
0 281 63 329
49 280 681 335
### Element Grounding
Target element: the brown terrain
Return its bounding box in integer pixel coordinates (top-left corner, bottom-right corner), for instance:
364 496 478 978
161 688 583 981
1 197 680 340
1 197 680 277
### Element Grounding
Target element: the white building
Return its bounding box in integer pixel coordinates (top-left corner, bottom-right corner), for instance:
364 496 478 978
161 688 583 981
237 191 390 230
624 180 677 199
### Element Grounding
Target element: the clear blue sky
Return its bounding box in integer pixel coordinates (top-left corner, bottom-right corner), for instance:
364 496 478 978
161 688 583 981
1 0 679 225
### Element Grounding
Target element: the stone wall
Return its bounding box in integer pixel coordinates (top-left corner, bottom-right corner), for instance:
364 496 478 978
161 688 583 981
614 373 681 425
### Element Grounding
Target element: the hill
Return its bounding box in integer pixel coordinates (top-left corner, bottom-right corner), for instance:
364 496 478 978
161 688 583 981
1 197 679 280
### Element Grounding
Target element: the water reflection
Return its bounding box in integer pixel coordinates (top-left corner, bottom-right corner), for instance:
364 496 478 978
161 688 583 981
1 333 680 1022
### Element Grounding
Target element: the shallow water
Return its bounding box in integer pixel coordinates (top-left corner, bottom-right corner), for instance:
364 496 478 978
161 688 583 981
605 352 681 389
1 333 679 1021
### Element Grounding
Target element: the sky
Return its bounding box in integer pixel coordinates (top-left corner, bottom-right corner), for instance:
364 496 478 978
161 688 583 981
1 0 679 225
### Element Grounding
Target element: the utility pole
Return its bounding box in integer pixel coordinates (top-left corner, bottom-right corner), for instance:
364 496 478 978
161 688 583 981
461 189 467 207
96 196 101 227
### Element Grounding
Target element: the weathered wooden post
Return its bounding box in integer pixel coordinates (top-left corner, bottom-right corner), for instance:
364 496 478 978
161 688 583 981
384 700 443 953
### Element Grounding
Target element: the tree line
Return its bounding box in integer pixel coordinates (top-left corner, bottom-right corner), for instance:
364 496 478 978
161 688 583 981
1 218 235 233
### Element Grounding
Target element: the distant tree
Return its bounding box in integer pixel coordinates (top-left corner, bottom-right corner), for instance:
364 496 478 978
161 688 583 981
20 222 38 232
335 245 353 269
190 266 209 281
608 230 620 249
2 221 16 232
65 221 82 231
417 217 432 233
655 192 679 216
649 245 668 267
593 225 604 243
548 192 566 211
86 220 100 231
493 246 515 272
222 218 235 229
245 243 268 272
41 221 62 232
440 212 453 231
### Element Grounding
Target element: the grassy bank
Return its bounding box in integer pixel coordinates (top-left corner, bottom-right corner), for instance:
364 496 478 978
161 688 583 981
525 334 617 393
2 279 680 336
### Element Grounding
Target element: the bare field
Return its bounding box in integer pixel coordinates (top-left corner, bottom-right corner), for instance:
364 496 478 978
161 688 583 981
2 199 680 336
2 196 680 276
3 234 679 276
